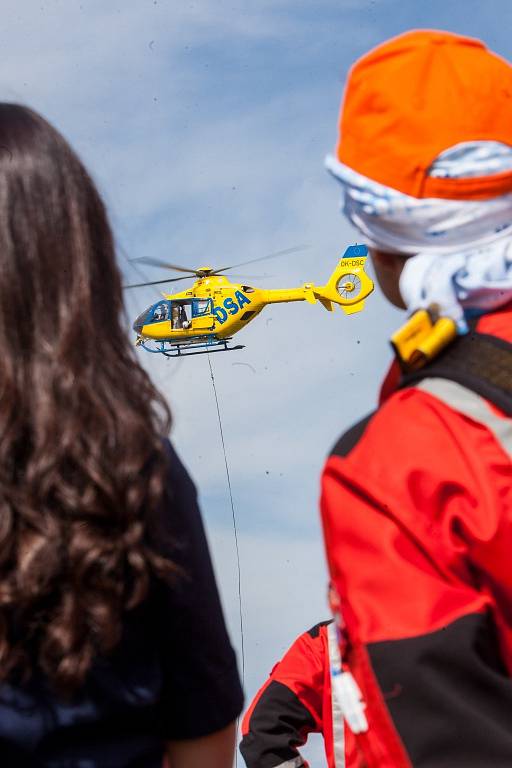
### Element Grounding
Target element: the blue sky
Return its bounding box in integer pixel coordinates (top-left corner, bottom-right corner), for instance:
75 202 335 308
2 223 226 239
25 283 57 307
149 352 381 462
2 1 511 763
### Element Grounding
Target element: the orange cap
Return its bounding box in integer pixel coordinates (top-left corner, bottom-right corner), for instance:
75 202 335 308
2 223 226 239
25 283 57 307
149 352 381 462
336 30 512 200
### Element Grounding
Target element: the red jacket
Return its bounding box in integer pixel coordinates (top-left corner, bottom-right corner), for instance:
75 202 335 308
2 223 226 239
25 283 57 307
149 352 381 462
321 306 512 767
240 621 358 768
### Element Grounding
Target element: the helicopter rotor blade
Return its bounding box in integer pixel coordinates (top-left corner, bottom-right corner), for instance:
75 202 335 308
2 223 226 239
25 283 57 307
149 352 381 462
214 273 270 280
130 256 197 274
123 276 192 289
214 244 310 274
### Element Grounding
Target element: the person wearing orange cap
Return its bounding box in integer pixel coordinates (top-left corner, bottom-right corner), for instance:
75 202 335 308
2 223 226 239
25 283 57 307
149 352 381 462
320 30 512 767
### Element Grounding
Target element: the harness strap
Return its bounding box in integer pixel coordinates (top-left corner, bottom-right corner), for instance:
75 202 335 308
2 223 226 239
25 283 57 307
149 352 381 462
327 623 346 768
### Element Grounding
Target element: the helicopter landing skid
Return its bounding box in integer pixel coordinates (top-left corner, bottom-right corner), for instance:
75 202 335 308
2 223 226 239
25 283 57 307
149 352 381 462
140 338 245 358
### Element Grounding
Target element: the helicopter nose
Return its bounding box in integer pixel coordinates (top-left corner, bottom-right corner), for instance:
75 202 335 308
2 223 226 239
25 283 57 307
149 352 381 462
133 307 152 334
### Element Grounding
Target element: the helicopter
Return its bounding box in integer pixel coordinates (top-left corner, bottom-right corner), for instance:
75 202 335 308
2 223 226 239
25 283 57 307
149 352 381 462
125 244 374 356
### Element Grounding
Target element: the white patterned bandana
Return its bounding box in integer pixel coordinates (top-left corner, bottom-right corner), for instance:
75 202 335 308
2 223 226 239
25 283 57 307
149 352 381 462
326 142 512 332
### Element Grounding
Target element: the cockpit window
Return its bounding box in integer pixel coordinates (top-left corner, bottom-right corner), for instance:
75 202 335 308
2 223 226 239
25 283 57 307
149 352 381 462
133 307 152 332
150 302 170 322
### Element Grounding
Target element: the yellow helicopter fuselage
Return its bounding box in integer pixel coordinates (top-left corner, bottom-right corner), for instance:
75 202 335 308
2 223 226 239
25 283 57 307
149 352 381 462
133 246 374 352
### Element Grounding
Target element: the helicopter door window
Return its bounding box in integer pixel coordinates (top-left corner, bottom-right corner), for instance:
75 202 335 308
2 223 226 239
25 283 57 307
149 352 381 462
192 299 213 317
150 302 169 323
171 302 192 330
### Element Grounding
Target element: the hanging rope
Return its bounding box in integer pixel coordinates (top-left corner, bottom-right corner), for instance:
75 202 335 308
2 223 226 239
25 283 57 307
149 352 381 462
207 353 245 764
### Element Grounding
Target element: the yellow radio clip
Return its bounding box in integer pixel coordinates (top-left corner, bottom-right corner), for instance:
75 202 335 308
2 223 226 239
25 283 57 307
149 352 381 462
391 307 457 371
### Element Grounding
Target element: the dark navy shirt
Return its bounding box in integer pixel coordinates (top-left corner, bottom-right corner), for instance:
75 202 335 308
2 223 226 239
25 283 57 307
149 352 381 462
0 442 243 767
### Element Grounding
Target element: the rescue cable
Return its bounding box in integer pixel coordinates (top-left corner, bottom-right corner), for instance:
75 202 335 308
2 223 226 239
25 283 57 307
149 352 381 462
207 353 245 763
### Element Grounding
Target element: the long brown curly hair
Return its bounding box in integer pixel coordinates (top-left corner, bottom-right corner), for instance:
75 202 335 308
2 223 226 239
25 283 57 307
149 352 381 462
0 104 174 695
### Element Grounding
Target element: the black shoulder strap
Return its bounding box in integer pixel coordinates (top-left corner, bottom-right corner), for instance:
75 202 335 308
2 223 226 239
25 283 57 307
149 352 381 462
400 327 512 416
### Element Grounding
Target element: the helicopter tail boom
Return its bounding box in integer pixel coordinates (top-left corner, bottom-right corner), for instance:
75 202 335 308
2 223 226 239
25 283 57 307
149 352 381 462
258 249 373 315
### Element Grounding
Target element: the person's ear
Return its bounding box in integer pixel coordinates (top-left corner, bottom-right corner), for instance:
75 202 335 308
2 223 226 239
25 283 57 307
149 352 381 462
369 247 409 309
372 249 401 272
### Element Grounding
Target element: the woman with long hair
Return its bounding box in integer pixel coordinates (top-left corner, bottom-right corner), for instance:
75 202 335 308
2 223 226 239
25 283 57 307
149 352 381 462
0 103 242 767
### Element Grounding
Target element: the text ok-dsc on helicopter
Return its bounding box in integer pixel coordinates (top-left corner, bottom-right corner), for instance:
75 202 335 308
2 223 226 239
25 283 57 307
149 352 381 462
125 244 374 356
